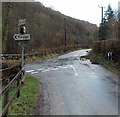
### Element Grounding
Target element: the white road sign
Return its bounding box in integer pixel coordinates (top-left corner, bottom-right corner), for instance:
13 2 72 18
13 34 30 41
18 19 26 26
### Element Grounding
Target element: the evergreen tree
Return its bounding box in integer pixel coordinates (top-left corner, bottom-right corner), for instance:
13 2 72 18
99 4 116 40
118 6 120 39
104 4 114 20
98 18 108 40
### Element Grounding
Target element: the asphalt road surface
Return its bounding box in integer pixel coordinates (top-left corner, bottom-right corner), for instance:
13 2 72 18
25 49 118 115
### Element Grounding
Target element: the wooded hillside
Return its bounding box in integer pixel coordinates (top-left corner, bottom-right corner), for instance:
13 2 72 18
2 2 98 54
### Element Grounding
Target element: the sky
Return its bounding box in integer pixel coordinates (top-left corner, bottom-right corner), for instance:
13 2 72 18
35 0 119 26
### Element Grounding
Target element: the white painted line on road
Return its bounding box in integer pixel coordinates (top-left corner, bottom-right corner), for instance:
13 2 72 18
61 66 68 69
78 58 81 63
71 65 78 76
31 71 38 74
38 68 43 71
59 65 78 76
66 65 73 68
58 65 71 69
57 66 63 68
26 70 35 73
42 70 50 72
52 68 58 71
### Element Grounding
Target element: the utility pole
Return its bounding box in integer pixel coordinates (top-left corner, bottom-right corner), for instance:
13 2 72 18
98 6 105 22
64 18 67 47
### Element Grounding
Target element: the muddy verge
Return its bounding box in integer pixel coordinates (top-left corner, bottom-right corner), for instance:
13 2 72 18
31 77 43 115
80 54 99 65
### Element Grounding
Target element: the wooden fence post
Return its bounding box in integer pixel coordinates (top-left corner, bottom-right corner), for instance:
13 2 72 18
3 79 9 116
17 76 20 98
44 50 46 56
17 64 21 98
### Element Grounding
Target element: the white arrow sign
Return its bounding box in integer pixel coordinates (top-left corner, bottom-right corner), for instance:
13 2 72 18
13 34 30 41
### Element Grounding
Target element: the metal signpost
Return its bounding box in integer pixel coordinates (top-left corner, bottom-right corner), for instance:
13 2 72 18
13 19 30 73
13 34 30 41
18 19 26 26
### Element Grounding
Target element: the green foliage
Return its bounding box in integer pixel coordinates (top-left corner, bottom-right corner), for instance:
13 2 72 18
98 4 118 40
104 4 114 20
8 74 39 115
99 19 108 40
92 39 120 62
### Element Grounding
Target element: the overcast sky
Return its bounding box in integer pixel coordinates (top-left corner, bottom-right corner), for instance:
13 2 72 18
35 0 119 26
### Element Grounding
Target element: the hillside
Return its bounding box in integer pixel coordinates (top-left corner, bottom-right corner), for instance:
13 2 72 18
2 2 98 54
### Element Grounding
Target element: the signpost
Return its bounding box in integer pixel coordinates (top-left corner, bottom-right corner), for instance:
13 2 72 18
18 19 26 26
13 19 30 79
13 34 30 41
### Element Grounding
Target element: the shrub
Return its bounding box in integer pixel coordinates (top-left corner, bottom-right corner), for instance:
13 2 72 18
92 39 120 62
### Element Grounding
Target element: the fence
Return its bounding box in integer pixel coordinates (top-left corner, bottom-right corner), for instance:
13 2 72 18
92 39 120 62
0 64 24 117
1 45 89 60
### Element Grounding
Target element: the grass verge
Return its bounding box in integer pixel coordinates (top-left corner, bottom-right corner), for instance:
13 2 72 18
3 48 83 63
88 51 120 75
26 53 60 62
8 74 39 115
25 48 83 62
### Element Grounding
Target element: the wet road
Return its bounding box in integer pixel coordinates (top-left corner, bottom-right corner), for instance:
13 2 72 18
25 49 118 115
